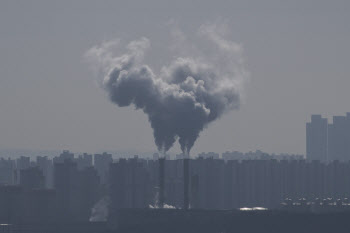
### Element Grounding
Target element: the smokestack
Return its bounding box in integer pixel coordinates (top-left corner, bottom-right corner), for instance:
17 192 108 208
183 158 189 210
159 158 165 208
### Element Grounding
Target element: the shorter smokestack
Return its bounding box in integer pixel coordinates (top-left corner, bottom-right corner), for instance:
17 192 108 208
183 158 189 210
159 158 165 208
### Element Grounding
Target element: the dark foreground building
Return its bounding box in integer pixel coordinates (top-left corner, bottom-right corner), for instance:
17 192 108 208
111 208 350 233
2 209 350 233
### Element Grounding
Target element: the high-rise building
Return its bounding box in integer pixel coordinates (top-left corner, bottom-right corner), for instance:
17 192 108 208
54 159 79 221
94 152 113 184
16 156 31 184
53 150 74 164
36 156 53 188
76 153 93 170
20 167 45 191
328 114 350 161
76 166 101 221
306 115 328 162
0 158 16 185
109 158 151 209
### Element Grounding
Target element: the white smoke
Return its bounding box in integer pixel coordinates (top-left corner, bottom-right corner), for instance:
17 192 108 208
85 24 248 155
89 196 110 222
240 207 268 211
149 203 176 209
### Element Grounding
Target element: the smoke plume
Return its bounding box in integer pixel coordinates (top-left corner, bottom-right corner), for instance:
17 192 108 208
86 24 248 155
89 196 110 222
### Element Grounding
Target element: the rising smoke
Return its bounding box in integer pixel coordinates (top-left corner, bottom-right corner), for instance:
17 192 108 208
89 196 110 222
86 24 248 155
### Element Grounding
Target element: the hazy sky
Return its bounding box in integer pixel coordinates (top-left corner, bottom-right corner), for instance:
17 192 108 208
1 0 349 156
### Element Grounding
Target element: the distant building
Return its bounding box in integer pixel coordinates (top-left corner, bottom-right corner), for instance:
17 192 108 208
0 158 16 185
328 113 350 161
36 156 53 188
76 166 101 221
163 159 183 208
54 159 79 221
16 156 30 184
306 115 328 162
198 152 220 159
222 150 304 161
76 153 93 170
153 153 159 160
109 158 151 209
53 150 74 164
94 152 113 184
307 113 350 162
54 158 101 222
20 167 45 191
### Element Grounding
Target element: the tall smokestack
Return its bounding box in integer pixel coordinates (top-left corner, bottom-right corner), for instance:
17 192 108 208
183 158 189 210
159 158 165 208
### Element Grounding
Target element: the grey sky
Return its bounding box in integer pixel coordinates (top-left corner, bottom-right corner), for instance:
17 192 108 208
0 0 349 156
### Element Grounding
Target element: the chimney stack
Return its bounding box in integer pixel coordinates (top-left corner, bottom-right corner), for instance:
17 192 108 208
183 158 189 210
158 158 165 208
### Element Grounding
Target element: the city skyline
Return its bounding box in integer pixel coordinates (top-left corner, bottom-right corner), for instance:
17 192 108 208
1 1 350 156
1 149 350 220
2 112 350 159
